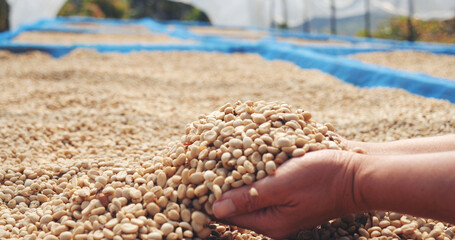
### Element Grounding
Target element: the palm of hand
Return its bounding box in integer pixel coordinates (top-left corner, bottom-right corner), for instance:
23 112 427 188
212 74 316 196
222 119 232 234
214 150 360 239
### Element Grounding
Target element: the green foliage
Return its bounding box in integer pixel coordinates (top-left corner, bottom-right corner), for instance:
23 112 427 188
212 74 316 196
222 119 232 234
58 0 210 22
58 0 130 19
181 8 209 22
277 23 289 30
95 0 130 18
129 0 209 22
359 16 455 43
1 0 210 30
0 0 8 32
356 29 369 38
370 17 412 41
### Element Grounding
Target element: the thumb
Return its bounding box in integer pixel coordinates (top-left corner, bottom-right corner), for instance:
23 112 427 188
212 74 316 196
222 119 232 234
212 174 284 219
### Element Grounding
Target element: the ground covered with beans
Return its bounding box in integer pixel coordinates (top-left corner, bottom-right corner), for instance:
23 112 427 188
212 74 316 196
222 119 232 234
277 37 352 47
13 31 190 45
1 50 455 240
189 27 267 41
350 51 455 81
64 23 152 35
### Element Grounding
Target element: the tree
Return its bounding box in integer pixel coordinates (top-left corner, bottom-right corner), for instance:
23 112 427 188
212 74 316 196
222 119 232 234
58 0 209 22
58 0 130 19
361 17 455 44
129 0 209 22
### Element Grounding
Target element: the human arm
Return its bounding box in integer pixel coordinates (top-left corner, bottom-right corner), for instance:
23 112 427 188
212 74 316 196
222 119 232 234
344 134 455 155
356 150 455 224
212 150 455 239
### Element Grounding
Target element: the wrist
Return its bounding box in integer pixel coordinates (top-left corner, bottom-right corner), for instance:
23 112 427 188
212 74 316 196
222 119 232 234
350 152 375 213
333 151 370 216
353 153 387 212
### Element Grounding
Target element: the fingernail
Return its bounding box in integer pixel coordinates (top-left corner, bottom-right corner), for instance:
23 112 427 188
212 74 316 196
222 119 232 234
212 199 236 218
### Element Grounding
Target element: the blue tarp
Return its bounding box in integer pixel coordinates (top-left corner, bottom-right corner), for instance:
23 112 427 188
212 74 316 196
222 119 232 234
1 17 455 103
258 44 455 102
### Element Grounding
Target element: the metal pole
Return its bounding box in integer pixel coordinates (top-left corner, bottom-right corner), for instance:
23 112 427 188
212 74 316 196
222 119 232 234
365 0 371 37
142 0 146 18
330 0 336 34
74 0 82 9
282 0 288 28
407 0 416 41
270 0 275 28
453 5 455 29
0 0 9 32
303 0 311 33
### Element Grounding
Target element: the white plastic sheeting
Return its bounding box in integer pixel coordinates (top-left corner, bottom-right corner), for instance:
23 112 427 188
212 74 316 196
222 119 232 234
6 0 455 30
174 0 455 28
7 0 66 30
381 0 455 20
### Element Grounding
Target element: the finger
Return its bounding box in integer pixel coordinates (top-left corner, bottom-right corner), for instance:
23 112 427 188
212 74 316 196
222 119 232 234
212 173 287 219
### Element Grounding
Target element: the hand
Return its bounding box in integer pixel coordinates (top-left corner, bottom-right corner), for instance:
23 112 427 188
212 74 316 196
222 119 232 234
212 150 363 239
326 131 358 152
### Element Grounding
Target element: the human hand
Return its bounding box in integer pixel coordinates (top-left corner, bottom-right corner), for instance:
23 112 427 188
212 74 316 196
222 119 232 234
212 150 364 239
326 131 355 151
327 131 369 154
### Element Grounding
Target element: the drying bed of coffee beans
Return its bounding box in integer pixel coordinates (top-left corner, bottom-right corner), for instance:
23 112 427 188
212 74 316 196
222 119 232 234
13 31 190 45
1 50 454 240
350 51 455 81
